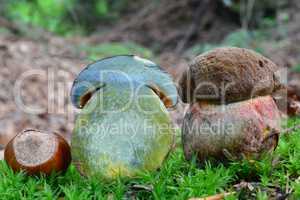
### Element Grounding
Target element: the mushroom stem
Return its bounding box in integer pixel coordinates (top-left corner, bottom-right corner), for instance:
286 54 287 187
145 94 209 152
182 96 281 162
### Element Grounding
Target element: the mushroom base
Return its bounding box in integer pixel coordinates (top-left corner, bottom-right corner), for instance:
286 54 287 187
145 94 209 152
182 96 281 162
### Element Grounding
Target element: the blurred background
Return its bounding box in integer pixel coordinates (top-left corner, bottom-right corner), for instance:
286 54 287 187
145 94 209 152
0 0 299 148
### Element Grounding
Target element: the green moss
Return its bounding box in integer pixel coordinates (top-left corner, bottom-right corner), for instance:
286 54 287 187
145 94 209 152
186 29 271 57
80 42 154 61
5 0 77 35
2 117 300 199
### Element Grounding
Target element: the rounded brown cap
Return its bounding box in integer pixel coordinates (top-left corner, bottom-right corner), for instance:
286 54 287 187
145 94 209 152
179 47 282 103
4 129 71 175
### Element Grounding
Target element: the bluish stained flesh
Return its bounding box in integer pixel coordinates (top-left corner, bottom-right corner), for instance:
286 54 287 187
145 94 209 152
71 55 178 109
71 80 174 179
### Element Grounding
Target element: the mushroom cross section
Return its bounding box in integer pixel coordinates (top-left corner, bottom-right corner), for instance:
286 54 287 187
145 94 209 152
71 55 178 109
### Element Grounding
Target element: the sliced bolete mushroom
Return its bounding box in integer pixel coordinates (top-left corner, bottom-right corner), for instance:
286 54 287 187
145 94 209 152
179 47 282 103
4 129 71 175
70 56 177 179
182 96 281 162
71 55 178 109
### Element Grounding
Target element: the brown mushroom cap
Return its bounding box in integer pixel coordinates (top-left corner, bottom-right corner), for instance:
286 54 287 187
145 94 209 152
182 96 281 162
179 47 282 104
4 129 71 175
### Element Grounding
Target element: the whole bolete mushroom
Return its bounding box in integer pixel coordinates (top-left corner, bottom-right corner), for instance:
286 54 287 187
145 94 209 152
71 55 177 179
180 47 283 162
5 129 71 175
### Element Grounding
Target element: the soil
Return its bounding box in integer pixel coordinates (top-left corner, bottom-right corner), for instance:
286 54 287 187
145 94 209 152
0 35 87 146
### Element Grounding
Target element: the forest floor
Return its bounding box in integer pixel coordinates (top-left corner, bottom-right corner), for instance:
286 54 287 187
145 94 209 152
1 0 300 199
0 118 299 199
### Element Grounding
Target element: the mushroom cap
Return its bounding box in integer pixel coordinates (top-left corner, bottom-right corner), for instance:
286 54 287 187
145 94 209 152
182 96 281 162
71 55 178 109
4 129 71 175
179 47 282 104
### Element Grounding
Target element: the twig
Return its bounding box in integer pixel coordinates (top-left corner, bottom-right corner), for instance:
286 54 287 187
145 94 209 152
189 192 235 200
130 184 153 192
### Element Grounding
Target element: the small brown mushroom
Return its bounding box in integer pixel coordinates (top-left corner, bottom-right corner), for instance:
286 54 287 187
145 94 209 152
179 47 282 103
4 129 71 175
